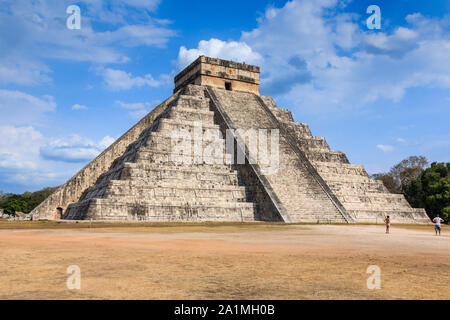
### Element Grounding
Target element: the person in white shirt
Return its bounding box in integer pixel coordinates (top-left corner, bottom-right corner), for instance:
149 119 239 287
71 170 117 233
432 215 444 236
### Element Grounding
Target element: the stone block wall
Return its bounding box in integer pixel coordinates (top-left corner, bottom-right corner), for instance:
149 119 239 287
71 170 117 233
261 95 430 224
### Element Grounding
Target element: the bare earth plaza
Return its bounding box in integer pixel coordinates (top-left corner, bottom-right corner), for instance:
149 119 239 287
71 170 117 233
0 222 448 300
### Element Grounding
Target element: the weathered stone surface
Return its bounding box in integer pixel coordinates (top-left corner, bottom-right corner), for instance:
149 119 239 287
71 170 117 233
7 211 32 221
63 88 257 222
209 87 349 223
1 209 9 220
33 56 430 224
174 56 260 94
262 96 430 224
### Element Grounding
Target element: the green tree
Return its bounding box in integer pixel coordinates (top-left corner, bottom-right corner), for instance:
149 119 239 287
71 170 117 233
0 186 58 215
2 195 29 215
405 162 450 221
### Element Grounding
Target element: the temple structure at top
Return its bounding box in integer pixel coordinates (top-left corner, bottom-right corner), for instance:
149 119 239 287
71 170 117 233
174 56 260 94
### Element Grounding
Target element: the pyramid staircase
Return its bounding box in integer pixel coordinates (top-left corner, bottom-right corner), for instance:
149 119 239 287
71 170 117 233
260 96 430 223
208 87 350 223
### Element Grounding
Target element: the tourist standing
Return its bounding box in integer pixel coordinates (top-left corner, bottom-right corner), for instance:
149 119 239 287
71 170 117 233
432 215 444 236
384 216 390 234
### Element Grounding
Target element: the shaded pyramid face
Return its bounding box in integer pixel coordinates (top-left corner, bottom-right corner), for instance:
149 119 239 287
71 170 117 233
211 88 429 224
31 57 430 224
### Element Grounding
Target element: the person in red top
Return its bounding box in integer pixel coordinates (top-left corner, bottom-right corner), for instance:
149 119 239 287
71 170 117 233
384 216 391 234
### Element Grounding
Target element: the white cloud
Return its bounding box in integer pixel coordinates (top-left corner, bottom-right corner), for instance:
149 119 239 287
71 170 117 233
178 1 450 114
99 68 163 90
120 0 161 10
177 38 263 70
0 58 51 86
116 100 160 119
72 104 88 110
116 101 153 109
0 90 56 126
40 134 115 163
376 144 394 152
0 126 44 170
0 125 115 189
0 0 174 85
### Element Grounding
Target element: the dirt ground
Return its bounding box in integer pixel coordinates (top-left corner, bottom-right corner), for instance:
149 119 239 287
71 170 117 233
0 222 448 300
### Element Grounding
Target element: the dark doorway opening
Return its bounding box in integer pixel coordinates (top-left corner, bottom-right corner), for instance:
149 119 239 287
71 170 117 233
56 207 63 219
225 81 232 91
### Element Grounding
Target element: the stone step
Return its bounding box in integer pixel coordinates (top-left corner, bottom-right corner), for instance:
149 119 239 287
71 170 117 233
144 133 227 154
104 192 248 203
340 192 410 204
304 146 333 153
121 165 239 185
107 179 247 191
79 165 243 204
313 161 368 174
158 118 220 134
135 149 232 165
123 161 236 173
280 120 313 138
288 212 347 223
320 174 372 183
169 106 215 123
65 198 255 222
295 137 330 150
174 95 211 110
104 184 248 202
305 149 349 163
344 204 413 213
348 209 430 224
328 180 388 193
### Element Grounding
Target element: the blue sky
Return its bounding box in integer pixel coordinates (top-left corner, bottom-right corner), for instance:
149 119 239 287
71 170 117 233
0 0 449 193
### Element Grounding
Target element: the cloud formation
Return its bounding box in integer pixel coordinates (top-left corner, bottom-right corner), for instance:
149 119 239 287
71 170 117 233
376 144 394 152
178 1 450 114
116 100 160 119
177 38 263 70
40 134 115 163
0 0 175 85
0 90 56 126
99 68 165 90
72 104 88 110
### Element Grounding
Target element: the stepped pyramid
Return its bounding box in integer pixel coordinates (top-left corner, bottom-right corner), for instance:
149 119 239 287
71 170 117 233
31 56 430 223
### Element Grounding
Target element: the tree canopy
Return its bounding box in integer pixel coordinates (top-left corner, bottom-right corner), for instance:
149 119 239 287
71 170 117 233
372 157 449 221
405 162 450 221
0 187 58 215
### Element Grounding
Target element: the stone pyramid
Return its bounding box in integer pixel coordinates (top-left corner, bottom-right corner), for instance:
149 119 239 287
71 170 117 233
31 56 430 223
